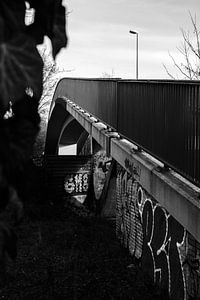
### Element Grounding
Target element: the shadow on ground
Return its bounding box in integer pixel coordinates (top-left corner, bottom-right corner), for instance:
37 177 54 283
0 199 161 299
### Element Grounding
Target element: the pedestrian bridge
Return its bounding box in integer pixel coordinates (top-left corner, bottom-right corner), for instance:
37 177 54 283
45 78 200 299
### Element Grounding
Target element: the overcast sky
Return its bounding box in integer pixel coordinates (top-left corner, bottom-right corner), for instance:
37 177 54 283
56 0 200 79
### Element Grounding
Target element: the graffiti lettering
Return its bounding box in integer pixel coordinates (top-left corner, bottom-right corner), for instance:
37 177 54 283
64 173 89 195
141 201 185 298
116 169 143 259
124 158 141 180
116 166 187 298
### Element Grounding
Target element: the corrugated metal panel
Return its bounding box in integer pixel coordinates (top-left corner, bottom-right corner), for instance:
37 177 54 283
53 78 118 130
44 155 92 204
117 81 200 185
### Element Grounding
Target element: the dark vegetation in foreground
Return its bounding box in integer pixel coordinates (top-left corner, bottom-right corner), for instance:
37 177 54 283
0 164 162 300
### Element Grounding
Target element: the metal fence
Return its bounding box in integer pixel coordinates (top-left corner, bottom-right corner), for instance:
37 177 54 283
53 78 118 129
53 78 200 186
117 80 200 185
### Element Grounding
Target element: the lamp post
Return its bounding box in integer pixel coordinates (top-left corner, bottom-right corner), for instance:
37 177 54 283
129 30 139 80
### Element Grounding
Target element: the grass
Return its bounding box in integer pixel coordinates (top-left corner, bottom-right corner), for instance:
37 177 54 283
0 199 159 300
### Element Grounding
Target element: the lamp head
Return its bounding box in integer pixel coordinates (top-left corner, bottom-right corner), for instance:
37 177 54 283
129 30 137 34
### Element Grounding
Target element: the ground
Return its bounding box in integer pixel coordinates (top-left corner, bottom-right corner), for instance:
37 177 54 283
0 198 159 300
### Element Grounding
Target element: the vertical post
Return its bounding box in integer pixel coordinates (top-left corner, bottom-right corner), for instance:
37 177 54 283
136 32 138 80
90 135 93 154
129 30 139 80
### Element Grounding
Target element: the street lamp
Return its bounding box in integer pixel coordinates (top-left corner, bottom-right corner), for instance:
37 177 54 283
129 30 139 80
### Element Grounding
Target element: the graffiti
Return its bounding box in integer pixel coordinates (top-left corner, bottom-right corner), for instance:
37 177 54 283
116 165 187 299
64 173 89 194
141 200 186 299
183 256 200 298
124 158 141 180
116 168 143 259
93 150 112 200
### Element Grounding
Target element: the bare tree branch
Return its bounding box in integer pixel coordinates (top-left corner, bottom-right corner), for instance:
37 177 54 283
37 46 73 116
182 29 200 60
163 64 176 79
164 13 200 80
189 12 200 59
169 52 191 79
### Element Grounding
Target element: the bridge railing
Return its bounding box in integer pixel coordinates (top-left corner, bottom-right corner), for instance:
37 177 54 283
53 78 118 129
117 80 200 185
53 78 200 186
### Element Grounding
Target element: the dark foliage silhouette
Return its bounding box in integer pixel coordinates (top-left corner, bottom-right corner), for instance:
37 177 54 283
0 0 67 283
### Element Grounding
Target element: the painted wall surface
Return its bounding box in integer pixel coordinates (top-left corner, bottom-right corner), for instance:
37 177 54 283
79 137 112 208
79 136 200 298
93 150 112 200
44 156 92 206
116 164 200 299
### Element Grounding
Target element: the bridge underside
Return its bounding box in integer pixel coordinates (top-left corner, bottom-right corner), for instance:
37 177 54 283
45 98 88 155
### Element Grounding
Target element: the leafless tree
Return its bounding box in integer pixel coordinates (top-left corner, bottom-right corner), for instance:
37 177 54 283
101 69 115 79
164 13 200 80
38 46 61 117
32 46 71 164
